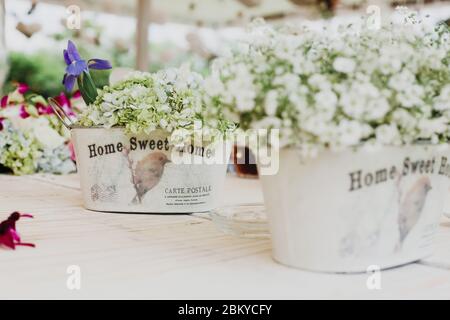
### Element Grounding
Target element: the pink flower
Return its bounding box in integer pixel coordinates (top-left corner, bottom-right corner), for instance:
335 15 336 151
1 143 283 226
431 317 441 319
1 95 7 108
17 83 29 95
68 141 76 162
54 92 75 116
0 212 35 250
55 92 70 107
36 102 53 115
19 105 30 119
73 90 82 99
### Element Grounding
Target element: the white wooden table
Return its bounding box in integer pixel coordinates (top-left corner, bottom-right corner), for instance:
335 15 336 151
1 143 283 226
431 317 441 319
1 173 450 299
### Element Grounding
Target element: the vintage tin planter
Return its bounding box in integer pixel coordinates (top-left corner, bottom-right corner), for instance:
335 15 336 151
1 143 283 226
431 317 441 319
260 145 449 273
71 127 231 213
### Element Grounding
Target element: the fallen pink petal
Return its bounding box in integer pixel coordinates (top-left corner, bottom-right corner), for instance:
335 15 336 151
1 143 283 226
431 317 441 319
0 212 35 250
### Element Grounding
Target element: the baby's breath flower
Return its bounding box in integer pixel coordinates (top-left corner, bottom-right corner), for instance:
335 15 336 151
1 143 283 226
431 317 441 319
205 10 450 158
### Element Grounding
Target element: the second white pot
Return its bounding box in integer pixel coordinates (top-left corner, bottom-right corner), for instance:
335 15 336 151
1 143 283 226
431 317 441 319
260 145 449 273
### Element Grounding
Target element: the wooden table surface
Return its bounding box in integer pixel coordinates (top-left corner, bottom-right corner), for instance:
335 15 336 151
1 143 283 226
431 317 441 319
1 173 450 299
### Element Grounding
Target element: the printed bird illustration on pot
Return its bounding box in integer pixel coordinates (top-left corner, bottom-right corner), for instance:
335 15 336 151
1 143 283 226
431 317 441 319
339 173 433 257
123 148 171 204
396 176 432 250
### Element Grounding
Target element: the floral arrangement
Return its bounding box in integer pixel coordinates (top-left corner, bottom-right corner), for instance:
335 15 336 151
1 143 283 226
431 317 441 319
0 84 81 175
205 11 450 158
62 40 112 104
63 40 233 146
76 66 234 146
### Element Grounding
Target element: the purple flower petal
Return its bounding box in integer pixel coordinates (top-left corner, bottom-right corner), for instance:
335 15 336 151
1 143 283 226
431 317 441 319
63 49 72 65
66 59 87 76
63 74 77 92
1 95 7 108
88 59 112 70
67 40 81 62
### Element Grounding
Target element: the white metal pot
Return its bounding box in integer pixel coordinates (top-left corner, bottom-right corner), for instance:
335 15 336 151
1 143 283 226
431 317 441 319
260 145 449 273
71 127 230 213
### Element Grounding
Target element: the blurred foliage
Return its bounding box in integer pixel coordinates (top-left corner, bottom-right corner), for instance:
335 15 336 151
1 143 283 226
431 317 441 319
2 14 209 97
2 51 110 98
3 51 65 97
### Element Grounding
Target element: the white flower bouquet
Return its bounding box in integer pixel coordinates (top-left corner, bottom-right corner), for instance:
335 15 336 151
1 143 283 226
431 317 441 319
0 85 80 175
205 12 450 158
204 11 450 272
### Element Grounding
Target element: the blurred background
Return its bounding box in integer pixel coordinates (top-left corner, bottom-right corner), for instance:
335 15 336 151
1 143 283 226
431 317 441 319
0 0 449 98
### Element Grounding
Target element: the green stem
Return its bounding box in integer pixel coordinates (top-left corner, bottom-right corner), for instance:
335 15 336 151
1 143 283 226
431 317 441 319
77 71 98 105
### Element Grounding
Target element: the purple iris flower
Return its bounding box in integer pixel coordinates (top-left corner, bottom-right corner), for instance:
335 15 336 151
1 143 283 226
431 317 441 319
62 40 112 92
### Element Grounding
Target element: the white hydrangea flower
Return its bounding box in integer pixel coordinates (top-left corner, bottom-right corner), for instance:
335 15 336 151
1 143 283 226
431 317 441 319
33 125 65 150
78 66 233 145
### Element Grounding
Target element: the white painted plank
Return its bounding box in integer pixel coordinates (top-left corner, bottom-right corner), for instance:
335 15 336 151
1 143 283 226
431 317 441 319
1 174 450 299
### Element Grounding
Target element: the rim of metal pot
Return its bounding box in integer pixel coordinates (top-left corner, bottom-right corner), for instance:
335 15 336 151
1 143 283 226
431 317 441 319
70 125 126 129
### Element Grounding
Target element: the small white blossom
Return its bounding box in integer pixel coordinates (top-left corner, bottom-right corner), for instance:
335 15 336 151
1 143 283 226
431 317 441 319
205 13 450 157
264 90 278 116
375 124 401 145
333 57 356 74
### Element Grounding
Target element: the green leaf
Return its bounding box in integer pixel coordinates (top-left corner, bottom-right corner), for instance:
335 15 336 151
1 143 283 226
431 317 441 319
78 71 98 105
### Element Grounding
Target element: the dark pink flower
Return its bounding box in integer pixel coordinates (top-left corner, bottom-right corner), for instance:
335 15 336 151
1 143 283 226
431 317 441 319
17 83 29 94
0 212 35 250
0 117 4 131
1 95 7 108
19 105 30 119
54 92 75 116
55 92 70 108
36 102 53 115
73 90 82 99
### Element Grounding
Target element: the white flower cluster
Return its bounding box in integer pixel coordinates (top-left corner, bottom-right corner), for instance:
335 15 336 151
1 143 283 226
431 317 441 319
78 65 234 146
205 12 450 157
